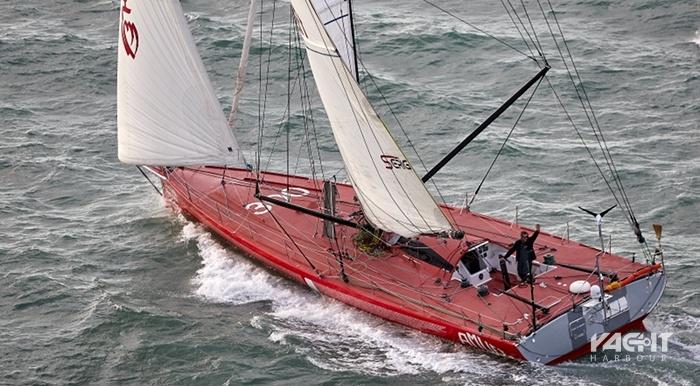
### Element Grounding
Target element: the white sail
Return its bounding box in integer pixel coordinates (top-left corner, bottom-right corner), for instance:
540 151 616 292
291 0 454 237
310 0 358 80
117 0 243 166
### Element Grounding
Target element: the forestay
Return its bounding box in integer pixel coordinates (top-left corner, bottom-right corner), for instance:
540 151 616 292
291 0 454 237
310 0 358 80
117 0 243 166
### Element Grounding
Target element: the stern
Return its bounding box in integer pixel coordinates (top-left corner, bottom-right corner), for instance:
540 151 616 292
517 270 667 364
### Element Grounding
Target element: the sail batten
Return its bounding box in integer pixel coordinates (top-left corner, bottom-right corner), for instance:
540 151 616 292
291 0 454 237
310 0 358 81
117 0 243 166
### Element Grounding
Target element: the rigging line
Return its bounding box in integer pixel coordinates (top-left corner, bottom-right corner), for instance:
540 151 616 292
287 5 293 190
294 72 324 191
297 87 320 183
258 21 305 174
256 0 265 177
293 24 326 184
291 33 317 182
544 75 621 201
298 83 321 188
538 3 647 251
517 0 547 63
535 1 607 168
290 27 315 180
266 207 321 275
260 25 320 188
136 166 163 196
292 120 309 175
543 76 639 237
419 0 538 62
543 0 638 224
294 97 316 179
330 166 346 179
258 74 320 195
359 62 458 227
348 0 361 84
500 0 537 60
300 7 438 234
262 73 300 172
291 51 315 179
296 29 327 181
469 76 544 206
505 0 541 60
259 0 279 184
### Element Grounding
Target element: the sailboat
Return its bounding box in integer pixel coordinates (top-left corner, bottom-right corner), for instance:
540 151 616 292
117 0 666 364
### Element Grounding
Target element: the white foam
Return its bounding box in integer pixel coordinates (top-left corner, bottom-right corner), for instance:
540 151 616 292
693 30 700 47
647 312 700 362
184 222 297 305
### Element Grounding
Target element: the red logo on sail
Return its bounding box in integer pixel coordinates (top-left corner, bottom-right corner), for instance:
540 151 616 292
120 0 139 59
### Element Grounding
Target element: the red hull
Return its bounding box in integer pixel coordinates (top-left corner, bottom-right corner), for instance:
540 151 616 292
157 166 665 364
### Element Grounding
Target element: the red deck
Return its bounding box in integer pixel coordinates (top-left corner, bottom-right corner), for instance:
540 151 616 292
160 166 661 362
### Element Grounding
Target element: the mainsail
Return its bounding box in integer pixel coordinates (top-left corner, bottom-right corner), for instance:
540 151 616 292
291 0 454 237
310 0 358 81
117 0 243 166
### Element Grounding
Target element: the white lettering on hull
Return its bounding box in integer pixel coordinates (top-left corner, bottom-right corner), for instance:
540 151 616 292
458 331 507 357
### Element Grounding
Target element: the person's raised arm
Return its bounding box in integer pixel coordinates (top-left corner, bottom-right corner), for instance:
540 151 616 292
528 224 541 245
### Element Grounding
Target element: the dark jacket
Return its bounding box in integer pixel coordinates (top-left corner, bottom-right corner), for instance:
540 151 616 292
503 229 540 279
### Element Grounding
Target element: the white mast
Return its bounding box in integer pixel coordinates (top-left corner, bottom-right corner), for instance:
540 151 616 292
227 0 257 130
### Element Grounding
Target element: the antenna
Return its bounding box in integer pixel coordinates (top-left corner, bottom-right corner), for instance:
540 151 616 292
578 204 617 317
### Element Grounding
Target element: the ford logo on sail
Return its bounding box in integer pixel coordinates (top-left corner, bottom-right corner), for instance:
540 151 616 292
380 155 412 170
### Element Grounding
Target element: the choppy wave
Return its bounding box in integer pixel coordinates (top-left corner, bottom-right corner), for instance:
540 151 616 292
2 0 699 384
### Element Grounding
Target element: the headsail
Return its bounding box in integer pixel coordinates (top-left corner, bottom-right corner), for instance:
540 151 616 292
117 0 243 166
291 0 454 237
310 0 358 81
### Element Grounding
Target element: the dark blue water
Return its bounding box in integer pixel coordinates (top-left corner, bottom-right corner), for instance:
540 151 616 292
1 0 698 384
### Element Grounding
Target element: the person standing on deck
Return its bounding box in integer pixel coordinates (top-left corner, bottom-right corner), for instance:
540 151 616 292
502 224 540 284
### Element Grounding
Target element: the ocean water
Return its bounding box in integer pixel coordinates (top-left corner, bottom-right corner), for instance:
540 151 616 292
1 0 699 384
